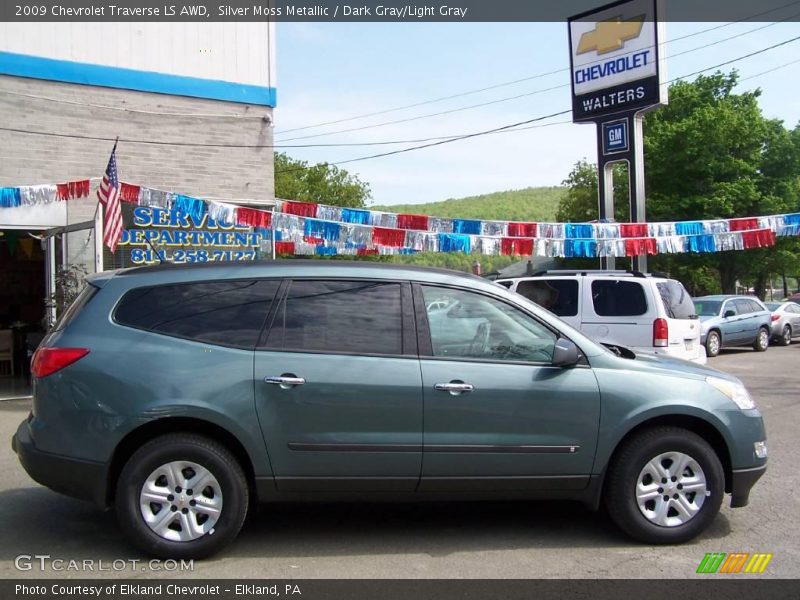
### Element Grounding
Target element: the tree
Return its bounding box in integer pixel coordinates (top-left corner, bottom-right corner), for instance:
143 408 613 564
557 159 630 223
557 71 800 296
274 152 371 207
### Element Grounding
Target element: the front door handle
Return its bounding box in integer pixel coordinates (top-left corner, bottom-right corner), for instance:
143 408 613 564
265 375 306 389
434 381 474 395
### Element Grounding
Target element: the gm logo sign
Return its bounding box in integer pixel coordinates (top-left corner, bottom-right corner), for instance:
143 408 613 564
696 552 773 574
602 119 629 155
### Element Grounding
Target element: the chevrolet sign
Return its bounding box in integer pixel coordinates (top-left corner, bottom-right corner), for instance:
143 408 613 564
568 0 666 122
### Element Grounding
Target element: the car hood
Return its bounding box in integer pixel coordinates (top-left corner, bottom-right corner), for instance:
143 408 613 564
600 348 737 383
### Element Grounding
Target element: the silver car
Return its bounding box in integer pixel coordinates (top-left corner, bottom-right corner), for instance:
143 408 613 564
765 302 800 346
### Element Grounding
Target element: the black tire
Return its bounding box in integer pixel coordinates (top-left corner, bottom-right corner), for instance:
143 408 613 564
115 433 248 559
705 330 721 358
753 327 770 352
604 427 724 544
777 325 791 346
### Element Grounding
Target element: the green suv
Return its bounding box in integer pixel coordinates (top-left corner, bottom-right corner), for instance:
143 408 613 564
12 262 767 558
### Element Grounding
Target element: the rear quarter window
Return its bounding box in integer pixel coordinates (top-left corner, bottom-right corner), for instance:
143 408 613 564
52 284 98 332
656 280 696 319
114 279 280 349
591 280 648 317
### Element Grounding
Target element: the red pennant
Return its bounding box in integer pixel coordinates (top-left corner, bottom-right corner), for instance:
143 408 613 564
507 222 537 238
120 183 140 204
624 238 657 256
282 200 318 218
275 242 295 255
620 223 649 238
729 218 759 232
236 207 272 228
741 229 776 249
501 237 534 256
372 227 406 247
396 214 429 230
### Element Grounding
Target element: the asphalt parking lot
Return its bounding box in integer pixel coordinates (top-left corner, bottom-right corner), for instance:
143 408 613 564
0 345 797 579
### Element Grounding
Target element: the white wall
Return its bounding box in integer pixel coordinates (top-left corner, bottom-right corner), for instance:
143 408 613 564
0 22 276 90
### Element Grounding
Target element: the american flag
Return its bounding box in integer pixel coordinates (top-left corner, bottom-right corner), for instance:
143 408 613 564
98 142 122 253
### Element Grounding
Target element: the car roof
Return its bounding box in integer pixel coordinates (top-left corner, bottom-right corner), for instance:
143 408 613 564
694 295 753 300
88 260 500 293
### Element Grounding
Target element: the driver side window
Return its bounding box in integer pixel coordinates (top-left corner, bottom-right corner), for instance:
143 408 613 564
421 286 557 363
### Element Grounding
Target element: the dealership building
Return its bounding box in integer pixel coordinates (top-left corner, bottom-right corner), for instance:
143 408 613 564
0 22 277 388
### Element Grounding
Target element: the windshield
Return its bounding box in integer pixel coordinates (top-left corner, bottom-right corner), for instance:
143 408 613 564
694 300 722 316
765 303 781 311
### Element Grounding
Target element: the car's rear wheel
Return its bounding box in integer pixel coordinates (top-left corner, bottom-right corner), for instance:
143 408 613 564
777 324 792 346
705 330 721 357
753 327 770 352
115 433 248 559
604 427 724 544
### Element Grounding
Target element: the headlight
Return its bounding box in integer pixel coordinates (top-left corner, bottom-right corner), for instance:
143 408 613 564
706 376 756 410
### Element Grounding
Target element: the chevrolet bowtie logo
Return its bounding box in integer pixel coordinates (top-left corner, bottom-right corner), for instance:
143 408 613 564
577 15 646 55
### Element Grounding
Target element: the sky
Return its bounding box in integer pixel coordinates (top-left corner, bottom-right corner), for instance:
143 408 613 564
273 17 800 207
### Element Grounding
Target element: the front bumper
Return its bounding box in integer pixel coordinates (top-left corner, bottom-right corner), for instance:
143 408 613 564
12 419 108 507
730 464 767 508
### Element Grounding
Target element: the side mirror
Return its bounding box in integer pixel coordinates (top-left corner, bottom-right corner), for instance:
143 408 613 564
552 337 581 367
724 310 736 318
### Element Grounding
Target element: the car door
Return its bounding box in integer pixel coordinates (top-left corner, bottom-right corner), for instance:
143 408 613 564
789 304 800 337
415 284 601 492
253 279 423 492
734 299 758 343
719 299 742 343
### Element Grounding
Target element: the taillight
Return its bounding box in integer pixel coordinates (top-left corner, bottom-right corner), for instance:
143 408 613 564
771 314 780 322
31 347 90 378
653 318 669 347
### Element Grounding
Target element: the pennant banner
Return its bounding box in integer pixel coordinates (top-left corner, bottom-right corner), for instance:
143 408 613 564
2 179 799 258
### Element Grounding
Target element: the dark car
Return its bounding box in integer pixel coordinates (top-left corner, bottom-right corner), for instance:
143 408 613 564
14 262 767 558
694 295 772 357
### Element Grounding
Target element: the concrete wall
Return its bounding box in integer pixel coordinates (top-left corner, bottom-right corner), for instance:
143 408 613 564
0 74 275 207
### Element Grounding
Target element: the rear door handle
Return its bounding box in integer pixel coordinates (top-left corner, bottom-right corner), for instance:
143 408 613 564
264 375 306 389
434 382 474 395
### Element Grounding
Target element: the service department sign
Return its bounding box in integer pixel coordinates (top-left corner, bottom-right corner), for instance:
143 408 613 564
568 0 667 122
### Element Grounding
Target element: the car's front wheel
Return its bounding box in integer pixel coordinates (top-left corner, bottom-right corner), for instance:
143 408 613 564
753 327 770 352
115 433 248 559
705 330 721 357
605 427 724 544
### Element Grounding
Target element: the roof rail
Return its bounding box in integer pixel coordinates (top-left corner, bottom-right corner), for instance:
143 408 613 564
530 269 649 278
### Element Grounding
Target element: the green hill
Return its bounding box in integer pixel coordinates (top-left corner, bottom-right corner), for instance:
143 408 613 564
373 186 564 222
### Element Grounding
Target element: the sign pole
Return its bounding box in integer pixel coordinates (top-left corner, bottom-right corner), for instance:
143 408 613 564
568 0 667 273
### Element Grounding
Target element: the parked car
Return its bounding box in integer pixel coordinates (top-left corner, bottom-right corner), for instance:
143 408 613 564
14 262 766 558
693 295 772 357
764 301 800 345
495 270 706 364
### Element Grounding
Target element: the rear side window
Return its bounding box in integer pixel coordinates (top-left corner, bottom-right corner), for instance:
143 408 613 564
517 279 579 317
264 280 403 355
734 299 756 314
53 284 98 332
495 281 513 289
115 280 279 349
591 280 648 316
656 281 696 319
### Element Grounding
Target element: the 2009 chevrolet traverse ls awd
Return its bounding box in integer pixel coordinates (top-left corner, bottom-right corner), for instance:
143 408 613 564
13 262 767 558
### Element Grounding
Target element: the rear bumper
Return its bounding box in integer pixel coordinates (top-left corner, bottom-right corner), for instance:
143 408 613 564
730 464 767 508
12 420 108 507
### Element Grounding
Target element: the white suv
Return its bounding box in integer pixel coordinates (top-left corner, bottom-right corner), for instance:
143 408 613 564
496 270 706 364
